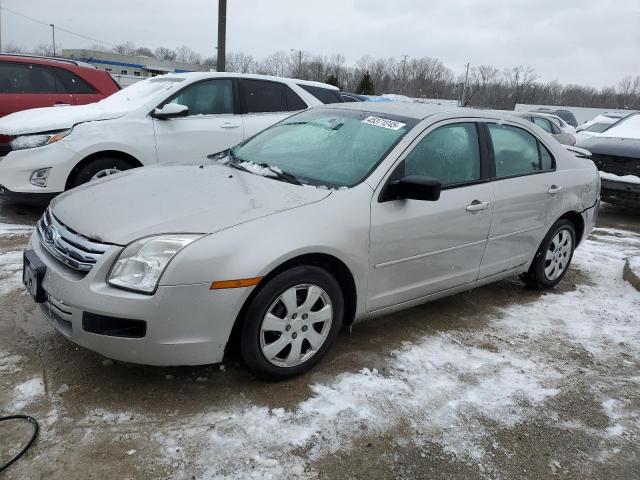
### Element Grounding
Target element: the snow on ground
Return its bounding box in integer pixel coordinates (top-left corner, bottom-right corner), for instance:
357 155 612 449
0 222 638 478
629 256 640 276
0 250 26 295
9 377 45 411
0 222 34 236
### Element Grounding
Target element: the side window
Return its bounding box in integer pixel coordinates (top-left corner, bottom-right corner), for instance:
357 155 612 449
241 79 287 113
54 68 96 94
488 124 554 178
168 79 233 115
404 122 481 186
298 84 343 104
284 86 307 111
0 63 59 93
539 143 554 170
532 117 552 133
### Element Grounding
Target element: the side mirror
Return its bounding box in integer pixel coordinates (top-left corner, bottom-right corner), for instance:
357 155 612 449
152 103 189 119
391 175 441 201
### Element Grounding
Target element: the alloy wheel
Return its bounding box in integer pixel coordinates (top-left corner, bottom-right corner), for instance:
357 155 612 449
260 284 333 368
90 168 120 181
544 228 573 281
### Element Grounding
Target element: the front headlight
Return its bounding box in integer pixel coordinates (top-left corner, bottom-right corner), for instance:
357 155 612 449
10 129 72 150
108 234 204 294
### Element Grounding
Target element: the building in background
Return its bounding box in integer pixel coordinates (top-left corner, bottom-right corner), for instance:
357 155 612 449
61 49 209 86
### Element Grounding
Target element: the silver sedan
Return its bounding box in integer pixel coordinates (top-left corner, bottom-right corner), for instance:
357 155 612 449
24 103 600 379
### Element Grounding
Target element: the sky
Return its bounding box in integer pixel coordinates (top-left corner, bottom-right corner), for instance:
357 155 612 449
1 0 639 88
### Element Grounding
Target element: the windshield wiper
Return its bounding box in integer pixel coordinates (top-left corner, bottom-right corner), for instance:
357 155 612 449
257 164 303 185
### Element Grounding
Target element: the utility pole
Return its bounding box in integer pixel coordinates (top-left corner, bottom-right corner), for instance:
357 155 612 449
460 62 470 107
400 54 409 94
216 0 227 72
50 24 56 56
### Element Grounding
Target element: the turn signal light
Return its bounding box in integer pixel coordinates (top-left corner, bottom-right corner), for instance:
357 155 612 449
210 277 262 289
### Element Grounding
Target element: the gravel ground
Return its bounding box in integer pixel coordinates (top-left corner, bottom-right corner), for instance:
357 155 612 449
1 201 639 480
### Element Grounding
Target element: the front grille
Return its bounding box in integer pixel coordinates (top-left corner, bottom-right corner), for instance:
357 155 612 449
37 208 110 272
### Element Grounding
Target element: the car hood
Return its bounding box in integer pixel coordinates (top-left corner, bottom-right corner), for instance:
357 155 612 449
50 164 332 245
0 103 128 136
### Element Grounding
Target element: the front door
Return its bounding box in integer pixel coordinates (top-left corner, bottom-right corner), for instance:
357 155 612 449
368 121 494 312
153 78 244 164
479 122 564 278
0 62 75 117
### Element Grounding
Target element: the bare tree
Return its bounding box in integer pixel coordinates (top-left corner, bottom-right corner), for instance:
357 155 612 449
155 46 177 61
503 65 538 108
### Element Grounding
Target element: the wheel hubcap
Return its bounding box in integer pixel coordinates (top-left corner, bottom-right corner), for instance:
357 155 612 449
260 284 333 368
544 229 573 281
90 168 120 181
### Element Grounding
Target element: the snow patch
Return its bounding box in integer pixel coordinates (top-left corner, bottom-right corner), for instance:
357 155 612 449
0 350 24 374
0 250 25 295
9 377 45 410
0 222 34 236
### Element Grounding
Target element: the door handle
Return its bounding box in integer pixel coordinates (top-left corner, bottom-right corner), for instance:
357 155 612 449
548 185 563 195
53 103 71 107
466 200 490 212
220 122 240 129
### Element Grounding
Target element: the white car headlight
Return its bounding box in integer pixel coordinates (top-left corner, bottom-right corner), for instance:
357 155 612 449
10 129 71 150
108 234 203 294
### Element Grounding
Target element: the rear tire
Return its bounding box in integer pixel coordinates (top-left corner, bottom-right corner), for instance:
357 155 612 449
240 266 344 381
520 219 576 290
70 157 133 188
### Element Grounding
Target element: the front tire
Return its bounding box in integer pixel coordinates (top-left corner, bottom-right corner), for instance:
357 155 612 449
70 157 133 188
240 266 344 380
520 219 576 289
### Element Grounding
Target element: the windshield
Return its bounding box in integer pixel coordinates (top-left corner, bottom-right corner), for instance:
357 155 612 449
230 108 415 187
96 77 184 110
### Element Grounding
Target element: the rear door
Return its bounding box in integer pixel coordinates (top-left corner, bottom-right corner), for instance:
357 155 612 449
368 120 494 311
479 122 564 278
153 78 244 163
0 61 75 117
239 79 308 138
53 67 103 105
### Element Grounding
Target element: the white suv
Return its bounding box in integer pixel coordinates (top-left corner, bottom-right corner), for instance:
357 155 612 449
0 72 341 205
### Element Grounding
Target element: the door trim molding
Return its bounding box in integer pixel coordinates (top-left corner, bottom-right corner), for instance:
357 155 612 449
374 239 487 269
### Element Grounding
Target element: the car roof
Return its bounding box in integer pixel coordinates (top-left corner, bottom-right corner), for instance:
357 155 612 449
159 71 340 90
0 53 96 69
317 103 557 132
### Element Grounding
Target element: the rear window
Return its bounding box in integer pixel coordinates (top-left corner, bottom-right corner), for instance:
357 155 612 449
298 84 343 104
54 68 96 94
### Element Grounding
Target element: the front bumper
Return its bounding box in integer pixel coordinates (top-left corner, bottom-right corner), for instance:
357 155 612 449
0 141 78 198
601 178 640 207
28 231 249 366
0 184 60 206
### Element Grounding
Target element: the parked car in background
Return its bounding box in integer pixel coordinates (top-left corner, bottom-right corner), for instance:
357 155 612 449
576 112 640 207
512 111 576 145
340 92 369 102
577 113 626 130
532 108 578 128
0 72 340 205
0 54 121 157
547 114 576 133
23 103 599 379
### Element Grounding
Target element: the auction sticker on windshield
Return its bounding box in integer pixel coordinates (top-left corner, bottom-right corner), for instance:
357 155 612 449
362 116 406 130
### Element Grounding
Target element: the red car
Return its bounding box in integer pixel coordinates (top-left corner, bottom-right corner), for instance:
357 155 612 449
0 54 120 154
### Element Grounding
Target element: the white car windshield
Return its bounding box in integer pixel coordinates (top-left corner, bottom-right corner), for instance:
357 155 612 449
230 108 415 188
96 77 185 110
